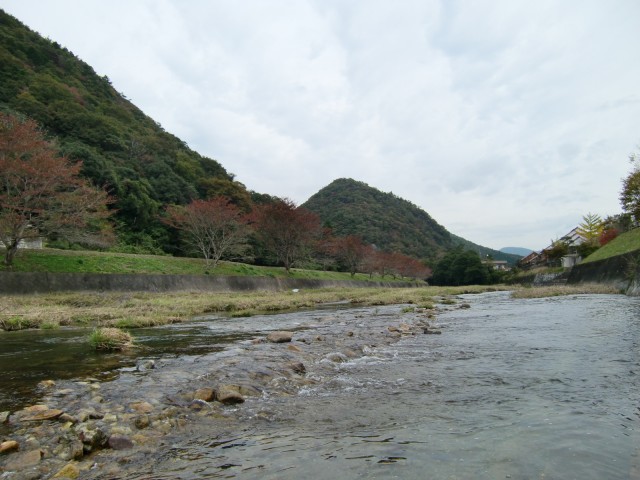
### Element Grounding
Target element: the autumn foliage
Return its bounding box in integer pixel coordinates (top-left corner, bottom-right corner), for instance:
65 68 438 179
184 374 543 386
163 197 251 268
252 198 322 273
0 113 113 266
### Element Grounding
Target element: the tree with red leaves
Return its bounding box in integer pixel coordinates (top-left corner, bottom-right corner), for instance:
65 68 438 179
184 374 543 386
332 235 369 277
0 113 113 266
164 197 251 268
253 198 322 273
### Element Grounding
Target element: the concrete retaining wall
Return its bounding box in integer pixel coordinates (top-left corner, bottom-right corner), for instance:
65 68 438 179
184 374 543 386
0 272 422 295
567 250 640 295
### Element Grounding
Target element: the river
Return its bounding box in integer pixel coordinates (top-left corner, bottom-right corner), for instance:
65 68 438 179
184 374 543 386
1 292 638 479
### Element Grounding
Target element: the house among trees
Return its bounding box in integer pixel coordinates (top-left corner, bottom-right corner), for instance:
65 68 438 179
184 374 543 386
0 237 43 250
518 227 588 270
482 260 510 271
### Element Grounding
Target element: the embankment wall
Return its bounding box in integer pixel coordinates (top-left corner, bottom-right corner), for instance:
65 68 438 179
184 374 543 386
566 250 640 295
0 272 421 295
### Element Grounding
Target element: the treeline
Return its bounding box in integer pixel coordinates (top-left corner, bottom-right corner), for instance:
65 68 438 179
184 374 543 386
163 196 432 279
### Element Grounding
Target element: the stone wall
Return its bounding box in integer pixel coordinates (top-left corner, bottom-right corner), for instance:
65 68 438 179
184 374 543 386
0 272 422 295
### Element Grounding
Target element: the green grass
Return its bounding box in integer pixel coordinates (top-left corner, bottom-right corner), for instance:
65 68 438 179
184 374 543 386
582 228 640 264
0 248 405 283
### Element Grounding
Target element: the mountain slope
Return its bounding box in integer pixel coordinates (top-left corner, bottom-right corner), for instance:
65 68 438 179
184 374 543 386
0 9 250 250
500 247 532 257
303 178 521 265
302 178 453 261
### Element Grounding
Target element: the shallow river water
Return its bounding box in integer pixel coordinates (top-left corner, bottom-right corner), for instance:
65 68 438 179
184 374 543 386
1 292 639 479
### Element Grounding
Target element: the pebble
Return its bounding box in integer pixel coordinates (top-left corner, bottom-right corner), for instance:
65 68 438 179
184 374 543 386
0 440 19 453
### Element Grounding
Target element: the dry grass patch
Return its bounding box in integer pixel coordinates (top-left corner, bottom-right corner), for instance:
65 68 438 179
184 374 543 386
0 285 511 330
510 284 621 299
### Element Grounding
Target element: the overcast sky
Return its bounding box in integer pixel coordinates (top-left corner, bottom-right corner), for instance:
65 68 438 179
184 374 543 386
4 1 640 251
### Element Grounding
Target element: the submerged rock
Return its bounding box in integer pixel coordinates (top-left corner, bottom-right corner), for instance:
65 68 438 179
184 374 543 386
52 463 80 479
285 361 306 374
108 434 134 450
3 449 42 469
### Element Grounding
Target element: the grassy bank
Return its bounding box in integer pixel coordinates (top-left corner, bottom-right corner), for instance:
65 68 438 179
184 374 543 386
0 284 622 332
582 228 640 263
0 248 403 283
0 285 502 331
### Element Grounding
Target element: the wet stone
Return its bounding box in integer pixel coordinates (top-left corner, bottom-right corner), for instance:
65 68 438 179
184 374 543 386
134 415 150 429
52 463 80 479
108 435 134 450
3 449 43 469
37 380 56 389
194 388 215 402
285 362 306 374
216 385 245 405
267 331 294 343
0 440 19 453
129 401 154 414
22 409 64 422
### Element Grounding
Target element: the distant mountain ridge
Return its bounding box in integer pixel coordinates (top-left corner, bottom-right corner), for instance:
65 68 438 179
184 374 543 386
500 247 533 257
302 178 521 265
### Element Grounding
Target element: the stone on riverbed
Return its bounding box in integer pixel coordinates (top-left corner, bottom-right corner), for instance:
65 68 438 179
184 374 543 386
216 385 245 405
285 361 306 374
267 331 294 343
37 380 56 389
193 388 215 402
52 463 80 479
108 434 134 450
3 449 43 469
129 401 154 414
21 409 64 422
0 440 19 453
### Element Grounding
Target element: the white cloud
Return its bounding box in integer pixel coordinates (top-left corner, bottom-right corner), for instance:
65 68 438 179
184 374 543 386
3 0 640 250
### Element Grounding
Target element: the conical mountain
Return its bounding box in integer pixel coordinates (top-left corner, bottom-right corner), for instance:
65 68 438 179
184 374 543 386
303 178 522 265
302 178 454 261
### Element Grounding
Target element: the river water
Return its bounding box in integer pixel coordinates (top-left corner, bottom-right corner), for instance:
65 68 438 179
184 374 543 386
1 292 639 479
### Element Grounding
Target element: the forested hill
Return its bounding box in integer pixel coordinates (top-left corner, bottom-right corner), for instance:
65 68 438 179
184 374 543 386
302 178 454 262
0 10 251 251
302 178 521 265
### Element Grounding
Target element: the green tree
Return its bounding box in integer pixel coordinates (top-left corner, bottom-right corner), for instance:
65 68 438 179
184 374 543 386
620 152 640 224
431 248 489 286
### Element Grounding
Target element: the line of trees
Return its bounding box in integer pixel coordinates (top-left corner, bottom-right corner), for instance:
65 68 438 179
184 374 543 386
0 113 432 278
162 194 432 279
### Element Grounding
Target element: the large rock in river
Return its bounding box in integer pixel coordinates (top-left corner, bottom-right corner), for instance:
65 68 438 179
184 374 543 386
267 331 294 343
216 385 245 405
